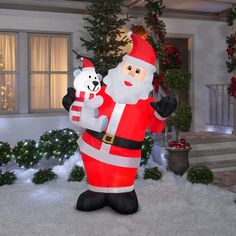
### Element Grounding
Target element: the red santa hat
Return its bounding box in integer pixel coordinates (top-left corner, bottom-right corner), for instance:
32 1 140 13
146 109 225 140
81 57 95 71
123 32 156 72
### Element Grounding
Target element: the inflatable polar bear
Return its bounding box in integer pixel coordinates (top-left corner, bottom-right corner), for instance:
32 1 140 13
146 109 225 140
69 58 108 132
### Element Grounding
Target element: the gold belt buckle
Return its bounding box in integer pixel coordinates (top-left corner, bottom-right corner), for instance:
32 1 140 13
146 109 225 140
102 133 115 145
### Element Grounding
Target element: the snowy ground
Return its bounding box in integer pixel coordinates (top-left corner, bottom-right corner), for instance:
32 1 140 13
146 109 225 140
0 171 236 236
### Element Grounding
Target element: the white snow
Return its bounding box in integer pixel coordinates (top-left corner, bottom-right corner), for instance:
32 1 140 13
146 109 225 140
52 152 83 180
0 172 235 236
11 151 83 183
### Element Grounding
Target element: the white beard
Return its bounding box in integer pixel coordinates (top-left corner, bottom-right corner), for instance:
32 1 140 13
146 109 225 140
103 64 154 104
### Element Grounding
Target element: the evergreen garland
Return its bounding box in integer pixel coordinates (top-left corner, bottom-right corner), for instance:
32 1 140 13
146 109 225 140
0 141 12 168
226 8 236 26
0 171 17 186
187 165 214 185
141 133 154 166
145 0 166 57
143 167 162 180
37 128 78 162
68 165 85 182
226 34 236 73
79 0 131 76
12 139 40 169
32 169 57 184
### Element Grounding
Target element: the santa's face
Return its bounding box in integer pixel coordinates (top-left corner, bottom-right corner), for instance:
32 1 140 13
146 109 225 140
103 61 154 104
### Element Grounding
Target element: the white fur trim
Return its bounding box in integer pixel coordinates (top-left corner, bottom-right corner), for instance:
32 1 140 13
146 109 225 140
123 55 156 72
82 67 95 71
127 31 132 38
88 185 134 193
154 111 167 121
77 137 141 168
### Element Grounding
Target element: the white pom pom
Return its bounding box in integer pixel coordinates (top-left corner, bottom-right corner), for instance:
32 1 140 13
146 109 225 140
127 31 133 38
80 57 84 61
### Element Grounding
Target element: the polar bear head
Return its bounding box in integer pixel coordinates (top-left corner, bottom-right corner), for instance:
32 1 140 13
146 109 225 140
73 58 102 95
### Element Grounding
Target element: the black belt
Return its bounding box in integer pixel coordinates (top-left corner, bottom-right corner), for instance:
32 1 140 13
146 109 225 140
86 129 143 150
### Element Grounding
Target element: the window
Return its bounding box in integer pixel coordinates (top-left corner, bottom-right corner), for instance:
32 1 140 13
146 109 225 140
0 33 17 112
29 34 69 111
0 31 70 114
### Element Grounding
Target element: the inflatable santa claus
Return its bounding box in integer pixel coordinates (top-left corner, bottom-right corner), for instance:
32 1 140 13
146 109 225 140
63 32 177 214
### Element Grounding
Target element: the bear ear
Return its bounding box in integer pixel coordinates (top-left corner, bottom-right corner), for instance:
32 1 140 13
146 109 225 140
97 74 102 81
73 69 81 78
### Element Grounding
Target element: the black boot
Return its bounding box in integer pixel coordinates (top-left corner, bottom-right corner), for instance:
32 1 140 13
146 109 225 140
107 190 139 215
76 190 107 211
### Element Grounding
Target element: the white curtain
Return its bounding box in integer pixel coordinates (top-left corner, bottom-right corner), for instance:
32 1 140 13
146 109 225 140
0 33 16 111
30 35 68 110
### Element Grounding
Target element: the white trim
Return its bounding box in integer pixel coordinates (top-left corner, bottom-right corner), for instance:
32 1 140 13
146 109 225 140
154 111 167 121
100 103 126 152
88 184 134 193
78 137 141 168
106 103 126 135
123 55 156 72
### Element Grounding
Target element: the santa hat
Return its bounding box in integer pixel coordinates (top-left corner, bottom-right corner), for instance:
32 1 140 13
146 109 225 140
123 32 156 72
81 57 95 71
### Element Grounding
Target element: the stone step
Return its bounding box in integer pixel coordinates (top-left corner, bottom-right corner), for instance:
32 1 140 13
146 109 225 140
189 153 236 165
190 141 236 157
179 132 236 145
190 159 236 172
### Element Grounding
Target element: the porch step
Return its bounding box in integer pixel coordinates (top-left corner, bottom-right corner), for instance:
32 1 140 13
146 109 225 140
189 141 236 172
190 141 236 157
166 132 236 172
180 132 236 145
190 158 236 172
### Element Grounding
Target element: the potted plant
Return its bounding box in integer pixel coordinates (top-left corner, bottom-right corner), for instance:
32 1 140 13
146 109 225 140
165 68 192 175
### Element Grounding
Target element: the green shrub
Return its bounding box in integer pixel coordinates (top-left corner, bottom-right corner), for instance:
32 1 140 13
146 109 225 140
13 139 40 169
143 167 162 180
37 128 79 160
166 68 191 92
168 103 192 131
32 169 57 184
187 165 214 185
0 171 17 186
68 165 85 182
141 133 153 166
0 141 12 167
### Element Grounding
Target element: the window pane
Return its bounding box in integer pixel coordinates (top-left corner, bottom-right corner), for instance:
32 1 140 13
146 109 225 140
30 74 49 109
51 36 68 72
0 74 16 111
30 35 49 71
50 74 67 109
0 33 16 71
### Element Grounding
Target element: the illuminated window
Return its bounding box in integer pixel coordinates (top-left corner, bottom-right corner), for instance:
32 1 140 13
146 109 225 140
0 33 17 112
29 34 69 111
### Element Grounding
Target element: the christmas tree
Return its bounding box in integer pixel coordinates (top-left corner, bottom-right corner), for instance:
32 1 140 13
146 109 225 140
79 0 131 76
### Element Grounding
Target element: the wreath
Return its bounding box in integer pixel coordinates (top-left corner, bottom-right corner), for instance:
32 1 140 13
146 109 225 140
226 34 236 73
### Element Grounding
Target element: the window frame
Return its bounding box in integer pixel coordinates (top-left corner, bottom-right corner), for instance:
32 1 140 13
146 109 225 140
0 32 19 114
0 30 72 116
28 33 71 113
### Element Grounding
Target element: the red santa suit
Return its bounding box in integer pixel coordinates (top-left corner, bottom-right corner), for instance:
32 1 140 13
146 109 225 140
78 86 166 193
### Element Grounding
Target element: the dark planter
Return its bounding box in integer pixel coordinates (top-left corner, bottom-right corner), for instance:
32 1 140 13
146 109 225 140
166 147 190 176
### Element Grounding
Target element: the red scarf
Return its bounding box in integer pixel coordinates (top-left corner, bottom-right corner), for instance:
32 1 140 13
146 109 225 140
71 91 95 122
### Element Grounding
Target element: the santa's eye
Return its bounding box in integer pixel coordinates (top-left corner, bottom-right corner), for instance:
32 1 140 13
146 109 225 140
135 69 141 74
127 65 132 70
89 75 91 78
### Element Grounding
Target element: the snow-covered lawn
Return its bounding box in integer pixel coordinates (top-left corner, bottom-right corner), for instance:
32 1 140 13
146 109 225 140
0 171 236 236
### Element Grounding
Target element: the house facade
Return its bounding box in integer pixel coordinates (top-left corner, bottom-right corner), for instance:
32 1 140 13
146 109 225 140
0 0 233 146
